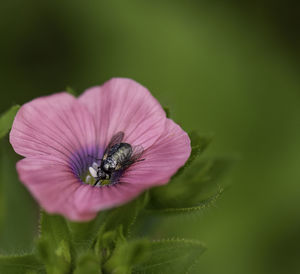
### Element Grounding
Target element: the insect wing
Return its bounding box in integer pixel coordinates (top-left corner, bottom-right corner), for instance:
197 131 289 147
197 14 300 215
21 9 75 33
131 145 144 161
123 145 144 169
108 131 125 147
103 132 125 158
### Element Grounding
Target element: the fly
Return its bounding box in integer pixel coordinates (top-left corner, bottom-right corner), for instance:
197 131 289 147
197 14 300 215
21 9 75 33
91 132 144 186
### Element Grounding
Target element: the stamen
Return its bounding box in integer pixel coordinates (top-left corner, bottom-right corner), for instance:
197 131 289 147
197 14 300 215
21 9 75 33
85 175 92 184
89 166 98 178
92 162 99 170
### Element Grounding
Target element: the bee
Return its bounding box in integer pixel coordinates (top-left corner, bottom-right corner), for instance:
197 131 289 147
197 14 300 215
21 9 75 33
91 132 144 186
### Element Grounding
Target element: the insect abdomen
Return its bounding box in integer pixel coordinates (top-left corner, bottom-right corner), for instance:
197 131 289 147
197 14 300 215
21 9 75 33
112 143 132 164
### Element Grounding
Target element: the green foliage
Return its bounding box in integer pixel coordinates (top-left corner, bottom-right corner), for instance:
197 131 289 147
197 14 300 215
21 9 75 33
0 137 38 252
0 111 231 273
148 189 223 216
66 86 77 97
39 211 71 245
133 239 206 274
0 105 19 139
148 131 233 214
149 157 233 210
174 131 212 178
67 213 105 253
0 253 44 274
104 239 150 274
93 193 149 266
73 252 101 274
95 225 126 264
100 192 149 238
37 211 72 274
163 107 171 118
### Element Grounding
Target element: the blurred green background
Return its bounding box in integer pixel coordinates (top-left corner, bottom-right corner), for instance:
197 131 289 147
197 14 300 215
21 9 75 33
0 1 299 273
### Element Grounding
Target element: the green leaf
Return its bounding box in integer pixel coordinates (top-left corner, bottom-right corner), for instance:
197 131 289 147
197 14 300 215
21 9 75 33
73 251 101 274
66 86 77 97
148 188 223 216
95 225 126 264
132 238 206 274
39 211 71 246
101 192 149 238
149 158 233 210
0 138 38 251
0 253 44 274
67 212 106 252
104 239 150 274
93 193 149 265
174 131 212 178
37 211 72 274
0 105 20 139
163 107 171 118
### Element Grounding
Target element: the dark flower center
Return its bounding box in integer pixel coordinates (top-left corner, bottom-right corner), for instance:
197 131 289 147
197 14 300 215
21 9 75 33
69 146 102 186
69 146 124 187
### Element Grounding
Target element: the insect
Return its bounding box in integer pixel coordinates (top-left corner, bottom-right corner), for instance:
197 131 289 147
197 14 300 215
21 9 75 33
91 132 144 186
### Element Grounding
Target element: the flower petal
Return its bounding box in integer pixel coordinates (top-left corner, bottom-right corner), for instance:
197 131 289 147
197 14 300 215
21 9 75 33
78 78 166 151
72 182 146 219
121 118 191 186
17 156 148 221
10 80 191 221
10 93 96 162
16 156 88 220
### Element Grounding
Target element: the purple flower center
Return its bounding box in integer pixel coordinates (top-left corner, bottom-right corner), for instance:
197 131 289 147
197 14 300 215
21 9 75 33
68 146 125 187
69 146 104 186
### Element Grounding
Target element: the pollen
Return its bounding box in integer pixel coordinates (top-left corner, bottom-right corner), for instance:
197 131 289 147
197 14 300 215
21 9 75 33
78 162 100 186
89 165 98 178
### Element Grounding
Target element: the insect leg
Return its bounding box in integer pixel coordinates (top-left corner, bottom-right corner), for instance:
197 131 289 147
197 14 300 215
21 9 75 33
93 179 100 186
136 158 145 162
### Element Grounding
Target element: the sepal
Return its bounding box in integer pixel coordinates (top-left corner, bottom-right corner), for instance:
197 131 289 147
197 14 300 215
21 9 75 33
0 105 20 139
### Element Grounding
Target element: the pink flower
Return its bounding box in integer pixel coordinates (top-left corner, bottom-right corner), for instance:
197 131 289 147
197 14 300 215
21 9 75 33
9 78 191 221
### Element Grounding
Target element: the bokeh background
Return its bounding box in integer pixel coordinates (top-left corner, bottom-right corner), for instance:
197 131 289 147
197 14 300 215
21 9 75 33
1 1 300 273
